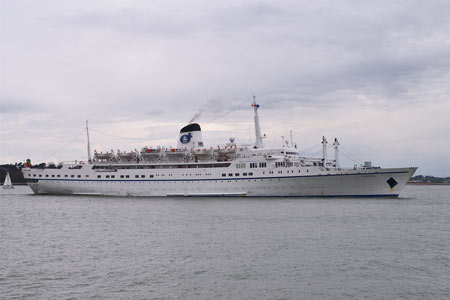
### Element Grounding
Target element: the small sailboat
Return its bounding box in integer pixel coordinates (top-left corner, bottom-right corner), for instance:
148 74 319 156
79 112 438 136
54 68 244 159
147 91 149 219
3 172 14 189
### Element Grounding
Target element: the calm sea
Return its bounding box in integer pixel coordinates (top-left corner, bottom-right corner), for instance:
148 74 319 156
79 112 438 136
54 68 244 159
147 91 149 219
1 185 449 300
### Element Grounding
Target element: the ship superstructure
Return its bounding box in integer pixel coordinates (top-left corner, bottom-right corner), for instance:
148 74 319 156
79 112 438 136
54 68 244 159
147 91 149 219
22 97 416 197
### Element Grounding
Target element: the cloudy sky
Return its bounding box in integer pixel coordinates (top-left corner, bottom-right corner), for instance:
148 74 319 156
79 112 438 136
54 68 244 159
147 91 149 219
1 0 449 176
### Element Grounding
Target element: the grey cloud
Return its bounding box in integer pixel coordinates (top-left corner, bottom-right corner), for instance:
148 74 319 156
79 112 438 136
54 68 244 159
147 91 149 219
47 8 198 38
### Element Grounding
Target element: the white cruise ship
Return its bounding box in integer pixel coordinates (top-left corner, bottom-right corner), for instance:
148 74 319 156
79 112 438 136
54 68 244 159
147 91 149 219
22 98 416 197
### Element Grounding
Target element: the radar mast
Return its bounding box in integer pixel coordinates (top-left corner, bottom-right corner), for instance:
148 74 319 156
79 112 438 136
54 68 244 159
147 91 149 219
252 95 263 148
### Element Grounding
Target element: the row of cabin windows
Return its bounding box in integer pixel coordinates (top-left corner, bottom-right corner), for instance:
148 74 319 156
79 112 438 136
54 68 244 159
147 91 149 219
34 174 158 179
275 162 300 168
221 172 253 177
92 163 231 170
240 162 267 169
100 174 156 179
275 161 294 167
36 174 87 178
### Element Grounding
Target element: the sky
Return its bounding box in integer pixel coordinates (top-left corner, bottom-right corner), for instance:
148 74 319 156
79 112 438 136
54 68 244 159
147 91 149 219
1 0 449 176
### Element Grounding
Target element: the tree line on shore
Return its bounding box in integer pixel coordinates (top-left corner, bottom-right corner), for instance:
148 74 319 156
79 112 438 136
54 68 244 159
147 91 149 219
0 164 26 184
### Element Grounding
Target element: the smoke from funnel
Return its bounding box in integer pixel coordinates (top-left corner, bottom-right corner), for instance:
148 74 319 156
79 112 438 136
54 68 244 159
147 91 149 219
189 98 223 124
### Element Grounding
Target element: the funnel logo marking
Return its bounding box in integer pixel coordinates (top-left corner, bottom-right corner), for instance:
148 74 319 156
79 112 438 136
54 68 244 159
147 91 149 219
180 133 192 144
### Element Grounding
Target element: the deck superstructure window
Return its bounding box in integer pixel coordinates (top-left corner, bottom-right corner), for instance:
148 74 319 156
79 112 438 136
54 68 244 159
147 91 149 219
135 175 139 178
97 175 101 178
141 175 145 178
259 162 266 168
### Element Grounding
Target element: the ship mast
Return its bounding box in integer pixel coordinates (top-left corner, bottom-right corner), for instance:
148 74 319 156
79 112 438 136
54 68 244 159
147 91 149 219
86 120 92 163
252 95 263 148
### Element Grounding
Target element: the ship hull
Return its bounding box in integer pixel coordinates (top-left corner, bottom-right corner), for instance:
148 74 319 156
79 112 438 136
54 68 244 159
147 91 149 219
23 167 416 197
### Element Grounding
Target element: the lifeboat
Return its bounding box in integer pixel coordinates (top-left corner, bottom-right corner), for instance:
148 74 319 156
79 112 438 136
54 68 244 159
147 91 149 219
117 151 138 161
191 148 213 161
215 145 237 155
140 148 162 161
165 148 186 161
94 152 115 160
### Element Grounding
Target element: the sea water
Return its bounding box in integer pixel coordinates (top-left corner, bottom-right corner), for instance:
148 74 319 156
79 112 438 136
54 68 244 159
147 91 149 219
1 185 449 300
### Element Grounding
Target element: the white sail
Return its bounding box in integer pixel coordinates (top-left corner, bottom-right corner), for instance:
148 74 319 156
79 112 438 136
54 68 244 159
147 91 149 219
3 172 14 189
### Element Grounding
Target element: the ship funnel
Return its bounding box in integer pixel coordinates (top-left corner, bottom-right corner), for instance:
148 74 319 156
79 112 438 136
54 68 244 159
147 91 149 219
177 123 204 149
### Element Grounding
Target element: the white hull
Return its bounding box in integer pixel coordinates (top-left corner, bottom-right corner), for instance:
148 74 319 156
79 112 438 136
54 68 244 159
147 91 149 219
22 166 416 197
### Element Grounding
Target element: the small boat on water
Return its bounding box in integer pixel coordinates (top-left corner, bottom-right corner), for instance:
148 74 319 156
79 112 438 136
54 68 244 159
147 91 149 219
3 172 14 189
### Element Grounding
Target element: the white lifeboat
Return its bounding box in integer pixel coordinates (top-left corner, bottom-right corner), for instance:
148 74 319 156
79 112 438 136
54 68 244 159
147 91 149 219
94 152 114 160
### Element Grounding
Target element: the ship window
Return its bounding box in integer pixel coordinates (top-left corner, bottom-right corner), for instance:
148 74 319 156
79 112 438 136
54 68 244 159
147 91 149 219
259 162 266 168
141 175 145 178
228 173 233 176
33 174 36 177
243 173 247 176
57 175 60 177
250 163 257 168
85 175 89 178
64 175 68 178
71 175 74 178
135 175 139 178
78 175 81 178
51 175 55 177
222 173 226 177
120 175 124 178
97 175 101 178
45 174 49 177
106 175 110 178
149 175 154 178
235 173 239 176
249 172 253 176
126 175 129 178
111 175 115 178
39 174 42 177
